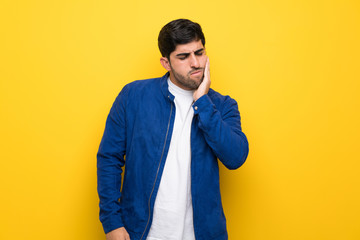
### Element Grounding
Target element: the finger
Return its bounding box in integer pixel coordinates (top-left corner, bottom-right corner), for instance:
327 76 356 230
207 56 210 68
124 231 130 240
205 57 210 81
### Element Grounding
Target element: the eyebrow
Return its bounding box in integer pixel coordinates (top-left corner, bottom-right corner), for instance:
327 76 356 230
175 48 205 57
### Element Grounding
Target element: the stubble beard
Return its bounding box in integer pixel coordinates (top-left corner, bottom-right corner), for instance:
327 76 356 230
170 65 204 90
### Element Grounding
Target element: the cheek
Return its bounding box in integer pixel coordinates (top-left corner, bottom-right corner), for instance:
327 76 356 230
175 63 189 73
172 60 185 69
200 56 207 67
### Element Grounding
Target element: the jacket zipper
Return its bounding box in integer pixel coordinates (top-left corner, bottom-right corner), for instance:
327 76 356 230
140 100 173 240
190 114 197 240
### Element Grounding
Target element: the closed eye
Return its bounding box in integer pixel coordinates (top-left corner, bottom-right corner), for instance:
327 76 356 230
177 54 190 60
175 48 205 60
194 48 205 56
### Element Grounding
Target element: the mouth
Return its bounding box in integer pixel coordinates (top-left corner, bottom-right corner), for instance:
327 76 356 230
190 69 203 76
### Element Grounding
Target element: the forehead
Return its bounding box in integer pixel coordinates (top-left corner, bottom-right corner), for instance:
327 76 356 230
172 40 204 55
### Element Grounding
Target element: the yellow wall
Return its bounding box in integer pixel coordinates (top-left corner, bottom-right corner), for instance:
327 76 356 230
1 0 359 239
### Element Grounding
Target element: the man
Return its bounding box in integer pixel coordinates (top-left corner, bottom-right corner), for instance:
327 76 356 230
97 19 249 240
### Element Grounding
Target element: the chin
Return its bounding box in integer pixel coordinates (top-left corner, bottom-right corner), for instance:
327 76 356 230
192 79 203 90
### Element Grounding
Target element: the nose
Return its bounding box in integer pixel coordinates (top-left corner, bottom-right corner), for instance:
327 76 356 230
190 54 200 68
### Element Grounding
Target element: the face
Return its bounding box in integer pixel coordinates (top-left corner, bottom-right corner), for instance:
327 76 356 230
161 40 207 90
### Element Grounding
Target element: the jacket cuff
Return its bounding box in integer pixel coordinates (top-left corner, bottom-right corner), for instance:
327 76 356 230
192 94 214 115
101 214 124 234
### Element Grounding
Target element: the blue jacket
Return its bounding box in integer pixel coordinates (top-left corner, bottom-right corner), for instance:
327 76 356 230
97 73 249 240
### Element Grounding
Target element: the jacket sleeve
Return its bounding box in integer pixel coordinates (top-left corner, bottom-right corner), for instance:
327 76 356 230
97 86 129 233
193 94 249 169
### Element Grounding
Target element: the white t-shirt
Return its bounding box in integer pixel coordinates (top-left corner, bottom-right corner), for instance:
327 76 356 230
146 78 195 240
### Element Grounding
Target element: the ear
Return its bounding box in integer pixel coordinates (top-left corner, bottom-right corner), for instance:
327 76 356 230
160 57 171 71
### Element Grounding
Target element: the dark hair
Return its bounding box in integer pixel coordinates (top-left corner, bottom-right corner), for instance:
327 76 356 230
158 19 206 59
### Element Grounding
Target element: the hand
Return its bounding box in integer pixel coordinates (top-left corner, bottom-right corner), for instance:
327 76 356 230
193 57 211 102
106 227 130 240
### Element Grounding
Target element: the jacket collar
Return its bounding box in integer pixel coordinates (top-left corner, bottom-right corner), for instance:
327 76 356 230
160 72 175 101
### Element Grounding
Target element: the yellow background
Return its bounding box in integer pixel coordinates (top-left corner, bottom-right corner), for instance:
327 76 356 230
1 0 359 239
